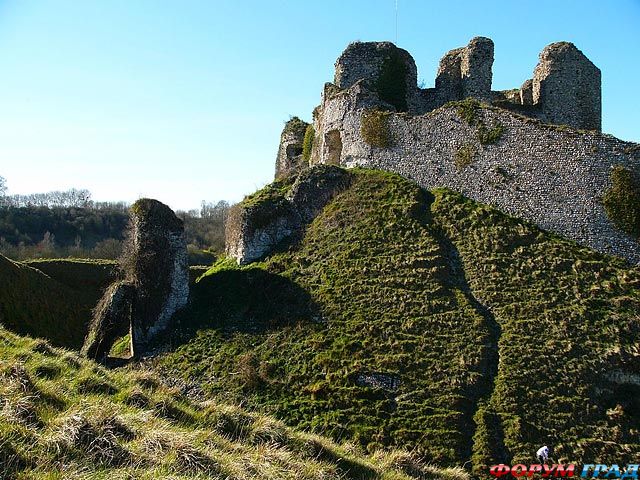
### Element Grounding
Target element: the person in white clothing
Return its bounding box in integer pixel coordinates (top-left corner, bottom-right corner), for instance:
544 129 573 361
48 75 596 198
536 445 550 464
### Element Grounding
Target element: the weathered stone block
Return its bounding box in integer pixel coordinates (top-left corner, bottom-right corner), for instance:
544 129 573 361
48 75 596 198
461 37 494 101
520 79 533 105
334 41 418 112
82 281 134 363
435 47 463 105
82 199 189 361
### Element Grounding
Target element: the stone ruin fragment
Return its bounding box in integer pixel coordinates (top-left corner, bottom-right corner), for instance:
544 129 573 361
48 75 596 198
82 199 189 362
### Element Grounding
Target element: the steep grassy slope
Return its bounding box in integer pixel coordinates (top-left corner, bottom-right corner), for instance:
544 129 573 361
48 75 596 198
0 326 466 480
432 189 640 471
156 168 639 474
0 255 91 349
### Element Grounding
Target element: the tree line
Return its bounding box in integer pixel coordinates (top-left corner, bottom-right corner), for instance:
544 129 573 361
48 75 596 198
0 176 231 263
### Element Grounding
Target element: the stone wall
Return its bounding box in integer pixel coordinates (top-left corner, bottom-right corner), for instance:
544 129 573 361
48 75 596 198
82 199 189 361
326 38 601 131
334 41 419 113
310 83 640 264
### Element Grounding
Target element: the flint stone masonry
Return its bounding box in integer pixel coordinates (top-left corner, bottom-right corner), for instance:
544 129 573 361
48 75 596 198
532 42 601 131
277 37 602 181
314 37 601 130
275 117 309 179
310 81 640 262
226 165 351 264
275 37 639 262
334 41 419 113
82 199 189 361
460 37 494 101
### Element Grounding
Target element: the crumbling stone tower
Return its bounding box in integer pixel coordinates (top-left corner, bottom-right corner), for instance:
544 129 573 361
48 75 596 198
271 36 640 264
275 117 309 179
334 41 419 112
435 37 494 105
531 42 601 131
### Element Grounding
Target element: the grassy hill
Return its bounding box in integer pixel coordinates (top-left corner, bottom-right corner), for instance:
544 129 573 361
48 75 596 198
0 255 95 349
154 168 640 475
0 326 466 479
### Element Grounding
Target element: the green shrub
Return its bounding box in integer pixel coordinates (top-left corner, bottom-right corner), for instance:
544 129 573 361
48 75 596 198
452 98 481 125
361 110 393 148
284 116 308 136
603 165 640 238
302 124 314 162
478 123 504 145
454 144 477 170
376 50 408 112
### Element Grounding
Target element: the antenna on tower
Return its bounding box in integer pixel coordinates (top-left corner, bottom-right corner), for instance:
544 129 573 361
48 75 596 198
395 0 398 44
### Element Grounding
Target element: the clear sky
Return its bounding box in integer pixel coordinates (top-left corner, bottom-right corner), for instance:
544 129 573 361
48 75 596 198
0 1 638 210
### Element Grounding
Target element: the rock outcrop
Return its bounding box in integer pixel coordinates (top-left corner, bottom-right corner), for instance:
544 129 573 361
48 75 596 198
126 199 189 354
226 165 351 264
82 199 189 361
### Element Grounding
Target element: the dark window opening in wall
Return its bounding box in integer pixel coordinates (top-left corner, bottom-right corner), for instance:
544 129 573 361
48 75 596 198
325 130 343 165
286 144 303 158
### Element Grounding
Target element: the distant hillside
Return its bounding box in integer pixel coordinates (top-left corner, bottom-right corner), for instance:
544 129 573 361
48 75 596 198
155 168 640 475
0 326 465 479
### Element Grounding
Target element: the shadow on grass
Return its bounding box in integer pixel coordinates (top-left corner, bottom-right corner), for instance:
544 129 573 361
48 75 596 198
152 267 319 352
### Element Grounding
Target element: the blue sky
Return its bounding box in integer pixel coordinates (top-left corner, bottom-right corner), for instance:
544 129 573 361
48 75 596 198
0 1 638 210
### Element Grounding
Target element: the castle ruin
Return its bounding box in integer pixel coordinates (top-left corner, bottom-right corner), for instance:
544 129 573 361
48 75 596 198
275 37 640 264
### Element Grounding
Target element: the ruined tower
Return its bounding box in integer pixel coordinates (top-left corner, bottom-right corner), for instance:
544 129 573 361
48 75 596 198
531 42 601 131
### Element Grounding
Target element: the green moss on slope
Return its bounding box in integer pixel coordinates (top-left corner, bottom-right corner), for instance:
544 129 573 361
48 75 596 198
24 258 116 302
160 169 496 465
431 188 640 469
158 167 640 473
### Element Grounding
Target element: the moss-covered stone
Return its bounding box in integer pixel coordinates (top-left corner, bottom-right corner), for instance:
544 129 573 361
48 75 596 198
603 165 640 238
225 165 351 265
361 109 393 148
81 281 134 362
302 124 315 162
